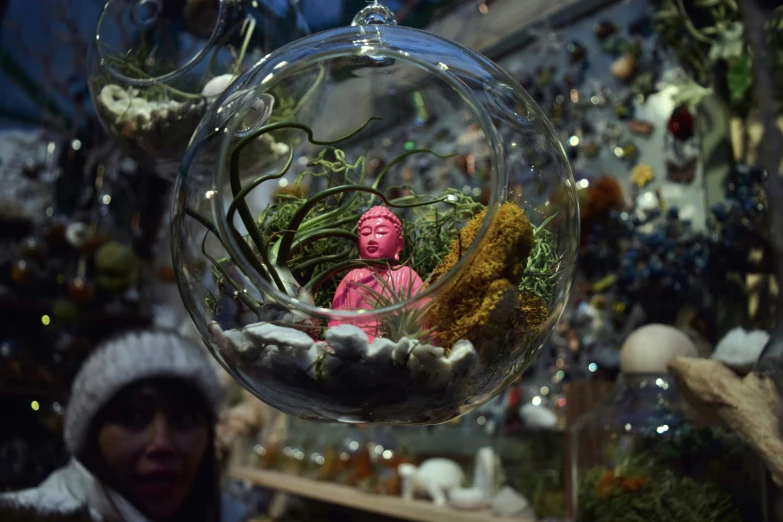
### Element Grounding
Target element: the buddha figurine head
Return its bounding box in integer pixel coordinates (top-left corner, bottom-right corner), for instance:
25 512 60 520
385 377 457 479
357 206 403 261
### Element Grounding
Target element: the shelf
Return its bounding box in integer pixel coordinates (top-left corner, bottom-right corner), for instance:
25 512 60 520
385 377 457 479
231 468 532 522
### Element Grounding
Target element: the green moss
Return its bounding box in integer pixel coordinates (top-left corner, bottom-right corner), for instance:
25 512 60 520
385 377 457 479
578 452 744 522
399 190 484 278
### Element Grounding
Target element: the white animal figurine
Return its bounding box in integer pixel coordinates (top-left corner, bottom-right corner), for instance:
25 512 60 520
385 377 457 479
448 446 504 509
398 459 465 506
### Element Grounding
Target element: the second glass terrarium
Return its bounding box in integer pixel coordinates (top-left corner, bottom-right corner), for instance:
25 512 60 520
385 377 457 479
172 3 579 423
571 336 766 522
88 0 310 177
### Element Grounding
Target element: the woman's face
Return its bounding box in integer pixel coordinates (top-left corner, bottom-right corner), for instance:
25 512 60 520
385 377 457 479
96 379 210 520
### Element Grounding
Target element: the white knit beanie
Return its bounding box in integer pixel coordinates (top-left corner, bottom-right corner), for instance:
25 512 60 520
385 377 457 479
64 330 223 456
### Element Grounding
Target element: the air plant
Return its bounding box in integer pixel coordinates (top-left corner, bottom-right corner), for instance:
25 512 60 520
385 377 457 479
519 213 561 306
353 267 437 345
190 115 464 331
95 12 259 101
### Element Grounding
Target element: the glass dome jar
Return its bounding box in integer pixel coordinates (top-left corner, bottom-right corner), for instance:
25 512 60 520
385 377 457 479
172 2 579 424
570 373 766 521
88 0 309 177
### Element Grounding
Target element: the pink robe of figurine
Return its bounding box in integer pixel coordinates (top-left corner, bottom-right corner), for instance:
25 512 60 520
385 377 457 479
329 207 425 342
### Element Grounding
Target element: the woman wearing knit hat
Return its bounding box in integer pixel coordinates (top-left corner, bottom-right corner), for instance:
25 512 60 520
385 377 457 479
0 330 226 522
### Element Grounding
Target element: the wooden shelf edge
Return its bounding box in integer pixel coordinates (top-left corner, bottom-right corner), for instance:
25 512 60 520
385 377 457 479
231 468 533 522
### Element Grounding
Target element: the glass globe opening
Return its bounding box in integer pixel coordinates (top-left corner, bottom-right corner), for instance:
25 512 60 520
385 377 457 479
173 23 579 423
212 45 501 319
94 0 228 85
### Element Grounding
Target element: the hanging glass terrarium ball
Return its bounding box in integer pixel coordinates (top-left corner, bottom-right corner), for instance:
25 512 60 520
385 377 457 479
171 1 579 424
88 0 309 177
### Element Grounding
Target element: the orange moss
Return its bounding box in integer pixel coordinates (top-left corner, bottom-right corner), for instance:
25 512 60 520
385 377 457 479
596 470 616 500
595 469 649 500
580 176 625 244
619 475 648 492
584 176 624 220
426 202 536 349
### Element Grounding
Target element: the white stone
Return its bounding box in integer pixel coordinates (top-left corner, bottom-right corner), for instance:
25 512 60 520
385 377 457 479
242 322 313 351
409 343 450 387
98 84 131 116
209 322 258 357
366 336 398 358
712 327 769 371
324 324 368 358
128 98 152 126
391 337 413 364
151 106 170 121
446 340 478 377
201 74 238 101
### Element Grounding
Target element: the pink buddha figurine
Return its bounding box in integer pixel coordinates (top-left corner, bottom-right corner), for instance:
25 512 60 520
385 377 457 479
329 206 425 342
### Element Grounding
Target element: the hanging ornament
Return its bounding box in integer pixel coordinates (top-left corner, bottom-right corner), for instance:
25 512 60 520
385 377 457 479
601 37 625 57
67 277 95 303
614 99 635 120
10 259 32 284
628 16 654 38
593 20 619 42
611 55 636 81
611 41 641 82
668 106 695 141
170 0 578 424
65 221 92 250
567 40 588 64
598 118 624 143
20 237 48 261
583 141 600 158
628 119 653 136
95 241 137 293
666 157 698 185
631 164 655 187
613 142 638 162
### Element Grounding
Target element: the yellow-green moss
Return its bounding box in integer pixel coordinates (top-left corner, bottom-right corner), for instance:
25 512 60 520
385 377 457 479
426 202 536 349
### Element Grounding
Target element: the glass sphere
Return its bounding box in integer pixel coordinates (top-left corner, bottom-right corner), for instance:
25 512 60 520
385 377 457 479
570 374 765 521
88 0 309 177
172 15 579 423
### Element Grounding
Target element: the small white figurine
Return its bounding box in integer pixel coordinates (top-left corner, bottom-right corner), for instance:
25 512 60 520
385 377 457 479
398 459 464 506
